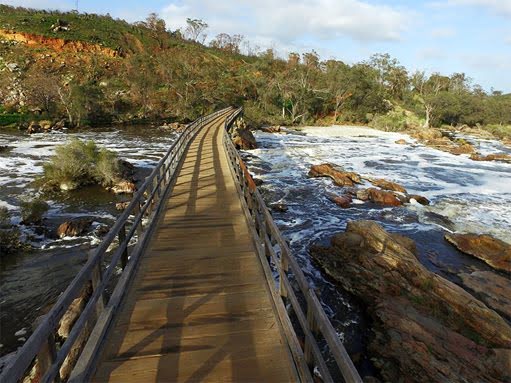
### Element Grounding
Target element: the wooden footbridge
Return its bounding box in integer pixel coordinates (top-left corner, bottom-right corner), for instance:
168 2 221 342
2 108 362 383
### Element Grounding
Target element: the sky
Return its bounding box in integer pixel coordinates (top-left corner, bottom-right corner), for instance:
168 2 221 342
4 0 511 92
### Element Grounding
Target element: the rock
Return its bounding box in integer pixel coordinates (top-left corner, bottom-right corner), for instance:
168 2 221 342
366 188 402 206
459 271 511 319
356 189 370 201
230 118 257 150
470 153 511 163
270 203 288 212
260 125 282 133
308 163 361 187
58 285 91 339
253 177 264 186
52 119 67 130
411 129 443 141
330 194 352 208
115 201 130 211
369 178 407 193
110 180 137 194
57 219 92 238
118 159 135 179
445 233 511 273
232 128 257 150
93 224 110 237
27 121 42 134
395 139 407 145
407 194 430 205
0 145 11 153
310 220 511 382
160 122 187 133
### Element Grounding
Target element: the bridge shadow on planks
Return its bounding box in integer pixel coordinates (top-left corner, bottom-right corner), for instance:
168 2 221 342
92 115 297 382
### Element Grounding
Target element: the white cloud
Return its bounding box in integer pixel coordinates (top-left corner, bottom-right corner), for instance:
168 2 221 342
161 0 411 44
430 0 511 17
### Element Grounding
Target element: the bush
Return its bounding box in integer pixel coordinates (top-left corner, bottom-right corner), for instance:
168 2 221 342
370 106 423 132
482 124 511 140
0 207 25 254
42 139 123 190
20 198 49 224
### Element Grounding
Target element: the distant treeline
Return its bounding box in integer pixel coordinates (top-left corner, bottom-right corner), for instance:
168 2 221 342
0 5 510 132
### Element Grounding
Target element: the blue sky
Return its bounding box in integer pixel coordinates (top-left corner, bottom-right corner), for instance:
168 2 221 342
4 0 511 92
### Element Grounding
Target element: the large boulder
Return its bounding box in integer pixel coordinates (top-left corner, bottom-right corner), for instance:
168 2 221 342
231 118 257 150
57 219 92 238
308 163 361 187
445 233 511 273
310 220 511 382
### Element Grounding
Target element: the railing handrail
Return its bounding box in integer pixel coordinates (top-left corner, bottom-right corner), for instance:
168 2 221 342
222 110 362 383
1 107 235 383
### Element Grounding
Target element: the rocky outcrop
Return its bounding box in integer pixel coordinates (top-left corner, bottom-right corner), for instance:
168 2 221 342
368 178 407 193
115 201 130 211
411 129 476 156
57 219 92 238
27 119 67 134
395 139 407 145
470 153 511 163
407 194 430 205
310 220 511 382
445 233 511 272
459 271 511 319
270 202 288 212
231 118 257 150
259 125 282 133
308 163 361 187
159 122 187 133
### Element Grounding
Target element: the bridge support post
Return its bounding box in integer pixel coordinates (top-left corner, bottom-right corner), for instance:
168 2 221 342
304 293 319 369
119 224 129 269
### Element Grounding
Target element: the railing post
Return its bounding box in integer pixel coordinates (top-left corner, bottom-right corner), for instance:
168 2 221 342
304 293 318 369
133 201 144 235
279 248 289 298
89 253 105 317
32 317 59 383
119 224 129 269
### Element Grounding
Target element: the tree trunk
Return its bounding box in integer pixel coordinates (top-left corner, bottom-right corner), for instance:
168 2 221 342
423 105 432 129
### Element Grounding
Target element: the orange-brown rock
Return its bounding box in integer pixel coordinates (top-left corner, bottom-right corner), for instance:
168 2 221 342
308 163 361 187
330 194 352 208
366 188 402 206
395 139 407 144
57 219 92 238
369 178 407 193
110 180 137 194
470 153 511 163
310 220 511 382
445 233 511 272
260 126 282 133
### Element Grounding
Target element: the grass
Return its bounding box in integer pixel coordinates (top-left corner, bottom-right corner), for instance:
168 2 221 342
42 139 123 190
20 198 49 224
481 124 511 140
0 4 181 52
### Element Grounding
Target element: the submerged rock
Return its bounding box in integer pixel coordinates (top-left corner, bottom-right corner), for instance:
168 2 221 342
57 219 92 238
395 139 407 145
308 163 361 187
459 271 511 319
310 220 511 382
445 233 511 273
470 153 511 163
329 194 352 208
270 203 288 212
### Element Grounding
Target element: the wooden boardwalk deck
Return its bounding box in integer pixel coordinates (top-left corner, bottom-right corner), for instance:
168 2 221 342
92 113 299 382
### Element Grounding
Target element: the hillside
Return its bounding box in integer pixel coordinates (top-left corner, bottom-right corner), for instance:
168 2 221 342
0 4 510 135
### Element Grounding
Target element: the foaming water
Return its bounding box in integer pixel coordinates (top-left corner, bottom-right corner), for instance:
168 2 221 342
245 126 511 364
0 126 177 356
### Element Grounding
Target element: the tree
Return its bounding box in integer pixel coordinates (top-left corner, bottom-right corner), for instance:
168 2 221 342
411 71 449 128
184 18 208 43
368 53 409 100
144 12 166 32
209 33 244 54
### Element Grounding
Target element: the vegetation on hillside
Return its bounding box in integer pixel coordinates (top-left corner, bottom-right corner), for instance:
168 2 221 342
0 5 510 137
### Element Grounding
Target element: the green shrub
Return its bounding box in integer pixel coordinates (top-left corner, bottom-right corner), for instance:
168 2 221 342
20 198 49 224
369 105 423 132
482 124 511 140
42 139 123 190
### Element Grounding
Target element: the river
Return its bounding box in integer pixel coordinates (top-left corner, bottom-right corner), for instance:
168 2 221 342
0 125 179 356
1 124 510 369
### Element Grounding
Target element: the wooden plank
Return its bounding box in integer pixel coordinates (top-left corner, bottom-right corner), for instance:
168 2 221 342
91 112 299 383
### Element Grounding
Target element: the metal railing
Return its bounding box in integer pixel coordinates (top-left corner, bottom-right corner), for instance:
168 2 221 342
1 107 235 383
223 109 362 383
